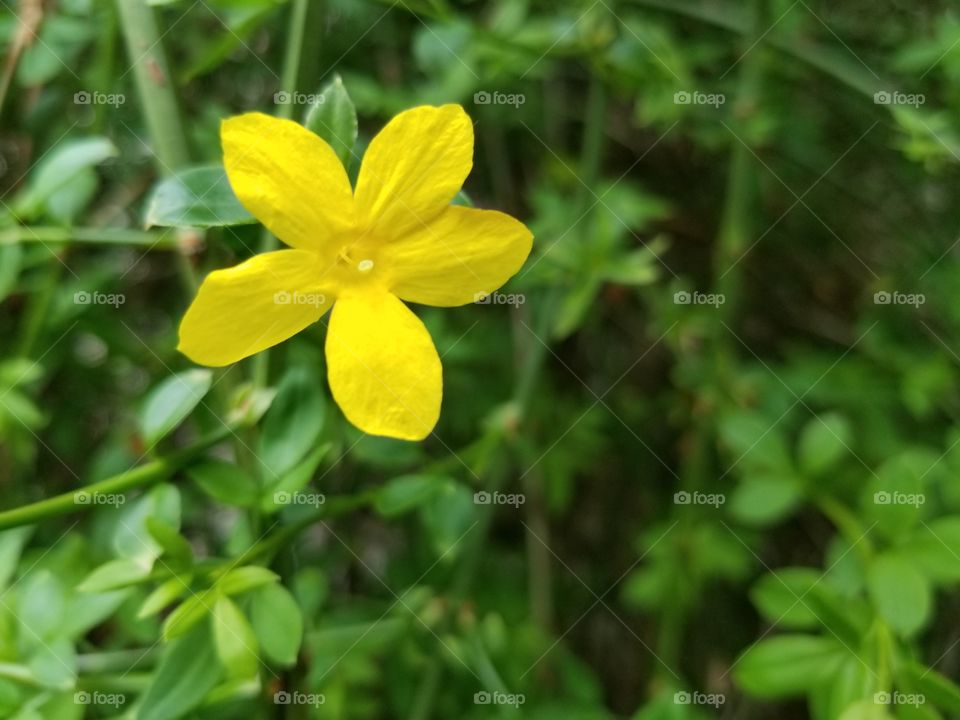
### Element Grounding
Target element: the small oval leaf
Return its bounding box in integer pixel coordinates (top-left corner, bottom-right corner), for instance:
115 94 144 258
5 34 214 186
140 369 213 446
304 75 358 169
250 583 303 667
144 165 255 228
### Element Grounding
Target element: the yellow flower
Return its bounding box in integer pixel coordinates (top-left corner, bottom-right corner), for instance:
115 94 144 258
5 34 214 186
178 105 533 441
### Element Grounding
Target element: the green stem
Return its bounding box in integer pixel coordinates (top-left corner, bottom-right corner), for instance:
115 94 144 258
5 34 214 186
16 259 62 358
115 0 189 171
713 3 767 319
115 0 196 293
76 647 160 674
77 673 152 693
874 620 893 691
278 0 311 122
92 3 119 133
234 491 378 566
576 77 607 205
0 227 177 248
0 426 232 530
0 663 36 687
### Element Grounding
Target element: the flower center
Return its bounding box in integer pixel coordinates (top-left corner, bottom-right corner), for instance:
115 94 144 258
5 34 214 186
329 245 381 291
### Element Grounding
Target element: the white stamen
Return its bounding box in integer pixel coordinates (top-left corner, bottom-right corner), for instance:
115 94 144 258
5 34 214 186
357 259 374 273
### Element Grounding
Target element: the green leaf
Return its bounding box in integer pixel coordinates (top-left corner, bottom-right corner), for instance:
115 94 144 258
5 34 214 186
261 444 330 513
863 451 930 541
750 568 821 629
46 167 97 224
728 474 804 526
163 589 215 641
146 517 194 567
65 589 128 639
902 662 960 714
902 517 960 584
218 566 279 596
420 481 477 560
14 137 117 218
201 676 262 707
113 484 181 564
212 596 259 678
798 413 852 476
304 74 358 169
308 617 407 656
18 571 65 640
226 382 277 427
140 370 213 446
0 528 32 591
734 635 847 698
838 700 895 720
250 583 303 666
0 244 22 303
889 702 941 720
258 366 326 480
719 411 792 472
374 474 444 517
144 165 255 228
77 558 152 593
866 553 931 637
599 245 663 286
139 576 193 619
553 277 601 340
748 566 865 646
139 624 222 720
27 638 75 690
188 460 259 508
810 655 876 720
292 567 329 618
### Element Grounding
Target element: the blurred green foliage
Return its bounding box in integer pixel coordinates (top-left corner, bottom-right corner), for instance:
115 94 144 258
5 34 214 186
3 0 960 718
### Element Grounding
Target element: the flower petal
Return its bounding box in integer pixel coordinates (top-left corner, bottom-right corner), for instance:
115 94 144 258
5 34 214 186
382 206 533 306
325 291 441 440
222 113 354 253
354 105 473 238
179 250 331 367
